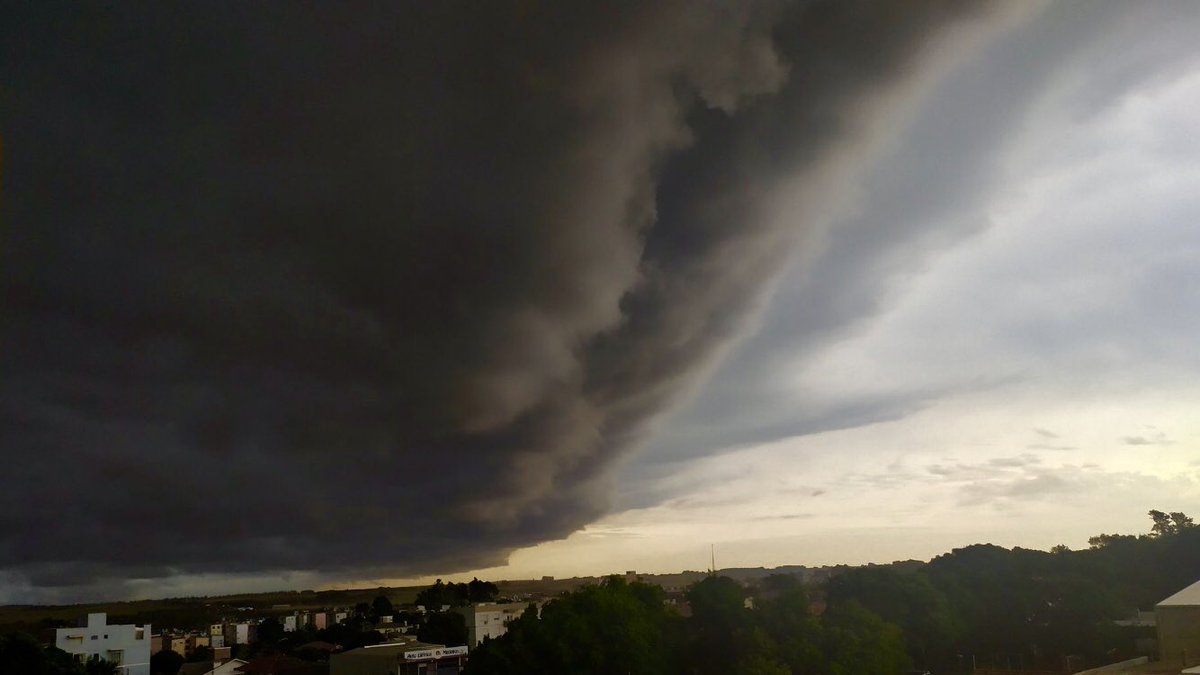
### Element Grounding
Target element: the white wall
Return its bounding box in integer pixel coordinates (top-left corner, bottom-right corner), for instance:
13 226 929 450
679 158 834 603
55 613 152 675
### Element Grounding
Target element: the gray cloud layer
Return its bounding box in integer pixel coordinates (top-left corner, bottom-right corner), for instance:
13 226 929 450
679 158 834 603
622 0 1200 488
1 1 997 599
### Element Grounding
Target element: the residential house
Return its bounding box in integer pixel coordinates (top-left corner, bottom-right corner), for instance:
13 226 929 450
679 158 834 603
55 613 151 675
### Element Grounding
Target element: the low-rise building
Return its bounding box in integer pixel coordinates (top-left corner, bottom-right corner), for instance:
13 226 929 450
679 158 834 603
211 646 232 663
455 602 530 648
223 622 257 645
1157 578 1200 667
205 658 246 675
55 613 152 675
331 642 467 675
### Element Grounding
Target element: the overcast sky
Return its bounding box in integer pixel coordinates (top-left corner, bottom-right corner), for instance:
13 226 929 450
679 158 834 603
3 1 1199 603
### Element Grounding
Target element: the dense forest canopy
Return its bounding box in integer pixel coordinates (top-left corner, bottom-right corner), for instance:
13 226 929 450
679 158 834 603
467 510 1199 674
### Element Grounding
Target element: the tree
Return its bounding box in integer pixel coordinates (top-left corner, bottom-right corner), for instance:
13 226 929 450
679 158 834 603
752 575 822 673
1088 533 1137 549
688 575 750 638
825 566 961 670
467 574 921 675
1148 509 1195 537
419 611 468 646
1149 510 1173 537
353 602 371 621
0 632 85 675
467 577 500 603
686 575 756 674
150 648 183 675
84 657 118 675
371 594 394 621
820 601 911 675
410 576 451 607
256 618 284 646
186 645 213 663
317 622 382 650
466 576 681 674
1170 511 1195 532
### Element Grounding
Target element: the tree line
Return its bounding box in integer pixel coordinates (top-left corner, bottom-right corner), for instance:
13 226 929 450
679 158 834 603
467 509 1199 674
465 574 909 675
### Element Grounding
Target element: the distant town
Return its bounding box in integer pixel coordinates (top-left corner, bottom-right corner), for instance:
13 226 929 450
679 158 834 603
3 514 1200 675
0 565 842 675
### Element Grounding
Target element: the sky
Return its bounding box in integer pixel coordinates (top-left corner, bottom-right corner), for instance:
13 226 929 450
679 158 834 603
2 1 1199 604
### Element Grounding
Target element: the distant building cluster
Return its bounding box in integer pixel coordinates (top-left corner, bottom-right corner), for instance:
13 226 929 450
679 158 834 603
50 597 539 675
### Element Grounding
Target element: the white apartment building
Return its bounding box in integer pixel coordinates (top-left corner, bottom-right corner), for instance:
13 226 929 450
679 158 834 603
234 622 255 645
456 602 530 648
55 613 151 675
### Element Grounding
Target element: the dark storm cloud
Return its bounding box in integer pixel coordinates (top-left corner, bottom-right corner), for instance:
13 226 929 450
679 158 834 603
1 1 995 597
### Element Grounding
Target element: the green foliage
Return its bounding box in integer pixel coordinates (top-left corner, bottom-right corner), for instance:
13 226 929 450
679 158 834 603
316 622 382 650
186 645 213 662
415 577 500 610
418 611 468 646
686 575 758 674
466 576 682 675
1087 533 1138 549
467 574 911 675
84 656 118 675
7 510 1194 675
150 648 184 675
0 632 85 675
468 578 501 603
371 594 394 621
826 566 962 668
1149 509 1195 537
256 617 284 646
820 601 911 675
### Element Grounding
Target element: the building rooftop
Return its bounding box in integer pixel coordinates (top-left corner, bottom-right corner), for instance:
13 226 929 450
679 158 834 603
339 641 445 659
335 641 468 663
1158 578 1200 607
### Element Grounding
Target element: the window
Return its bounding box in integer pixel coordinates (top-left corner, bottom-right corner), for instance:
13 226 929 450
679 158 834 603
90 636 98 640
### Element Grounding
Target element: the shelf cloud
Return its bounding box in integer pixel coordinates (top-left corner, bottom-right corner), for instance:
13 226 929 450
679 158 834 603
2 1 1016 600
